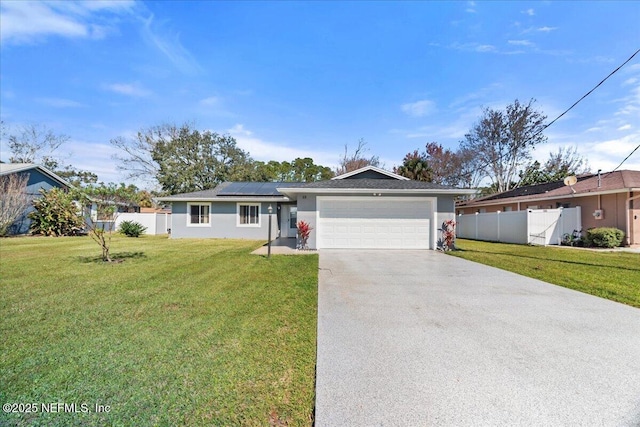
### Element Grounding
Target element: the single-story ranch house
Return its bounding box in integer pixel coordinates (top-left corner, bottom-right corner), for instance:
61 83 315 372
158 166 476 250
456 170 640 246
0 163 73 235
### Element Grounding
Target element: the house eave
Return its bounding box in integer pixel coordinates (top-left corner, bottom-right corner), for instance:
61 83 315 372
278 187 478 197
158 196 291 203
459 187 640 208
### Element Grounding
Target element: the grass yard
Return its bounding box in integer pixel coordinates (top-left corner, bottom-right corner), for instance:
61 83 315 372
448 239 640 308
0 236 318 426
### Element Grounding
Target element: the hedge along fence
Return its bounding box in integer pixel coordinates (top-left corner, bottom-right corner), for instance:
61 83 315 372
456 207 582 246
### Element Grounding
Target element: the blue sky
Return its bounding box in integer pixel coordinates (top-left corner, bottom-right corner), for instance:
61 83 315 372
1 1 639 187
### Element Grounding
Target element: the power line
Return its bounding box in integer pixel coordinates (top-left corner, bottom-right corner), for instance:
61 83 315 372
543 48 639 132
612 143 640 172
454 48 640 186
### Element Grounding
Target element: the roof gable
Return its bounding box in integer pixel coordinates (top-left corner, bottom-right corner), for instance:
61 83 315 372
0 163 74 189
332 166 410 181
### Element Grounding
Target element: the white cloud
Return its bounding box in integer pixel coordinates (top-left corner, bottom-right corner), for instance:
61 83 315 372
0 1 134 45
618 124 632 131
140 14 202 75
508 39 534 47
476 44 497 53
200 96 221 106
537 26 558 33
228 124 338 166
104 82 152 97
37 97 85 108
523 8 535 16
623 77 638 86
401 100 436 117
465 1 477 13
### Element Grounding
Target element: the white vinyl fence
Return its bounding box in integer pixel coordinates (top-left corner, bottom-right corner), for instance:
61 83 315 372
115 212 171 235
456 207 582 245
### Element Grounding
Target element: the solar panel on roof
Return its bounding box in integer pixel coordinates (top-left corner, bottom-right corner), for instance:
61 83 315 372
216 181 294 196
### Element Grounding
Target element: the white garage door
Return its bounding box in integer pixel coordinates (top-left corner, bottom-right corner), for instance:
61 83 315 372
317 197 433 249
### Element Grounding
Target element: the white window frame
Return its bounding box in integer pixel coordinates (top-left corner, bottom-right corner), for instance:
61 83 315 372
237 203 261 227
187 202 211 227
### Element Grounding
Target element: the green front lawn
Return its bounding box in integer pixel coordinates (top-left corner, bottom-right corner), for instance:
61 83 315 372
448 239 640 308
0 236 318 426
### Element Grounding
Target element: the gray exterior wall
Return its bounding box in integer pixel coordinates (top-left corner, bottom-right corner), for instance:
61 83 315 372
5 169 68 235
295 192 459 250
170 201 278 240
169 193 459 249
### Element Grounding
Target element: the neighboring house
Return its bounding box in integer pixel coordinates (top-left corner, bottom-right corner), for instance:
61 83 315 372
158 166 476 250
456 170 640 246
0 163 73 235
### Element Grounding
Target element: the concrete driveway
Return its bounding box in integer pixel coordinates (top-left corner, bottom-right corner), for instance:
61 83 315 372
315 250 640 426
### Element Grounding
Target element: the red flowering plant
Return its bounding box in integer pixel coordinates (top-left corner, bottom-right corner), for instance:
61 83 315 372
438 219 456 251
297 220 314 250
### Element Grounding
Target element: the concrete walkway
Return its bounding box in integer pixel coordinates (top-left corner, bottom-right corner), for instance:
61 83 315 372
250 238 316 255
315 250 640 426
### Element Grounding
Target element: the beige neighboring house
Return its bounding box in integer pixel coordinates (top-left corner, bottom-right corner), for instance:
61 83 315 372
456 170 640 246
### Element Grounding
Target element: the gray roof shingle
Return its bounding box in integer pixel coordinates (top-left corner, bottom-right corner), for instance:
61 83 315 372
291 179 458 190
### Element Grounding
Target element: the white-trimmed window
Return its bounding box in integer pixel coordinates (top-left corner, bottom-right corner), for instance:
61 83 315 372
188 203 211 226
237 203 261 227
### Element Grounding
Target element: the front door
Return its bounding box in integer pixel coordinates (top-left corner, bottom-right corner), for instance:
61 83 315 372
288 206 298 238
281 205 298 238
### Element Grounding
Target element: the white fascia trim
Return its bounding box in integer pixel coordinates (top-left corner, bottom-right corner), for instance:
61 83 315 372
279 188 478 196
331 165 410 180
159 196 290 203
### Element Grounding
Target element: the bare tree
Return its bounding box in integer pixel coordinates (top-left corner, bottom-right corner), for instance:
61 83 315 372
0 173 31 236
335 138 380 175
8 124 70 170
461 99 547 193
110 123 182 186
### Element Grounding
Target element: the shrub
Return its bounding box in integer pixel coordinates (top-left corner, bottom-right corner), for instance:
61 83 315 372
118 220 147 237
29 188 85 236
585 227 625 248
297 220 313 250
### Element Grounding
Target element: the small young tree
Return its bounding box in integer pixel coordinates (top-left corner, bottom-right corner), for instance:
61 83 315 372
82 183 139 262
28 188 84 236
0 173 31 236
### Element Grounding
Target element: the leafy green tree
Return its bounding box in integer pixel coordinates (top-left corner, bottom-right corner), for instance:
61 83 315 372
394 150 433 181
28 188 84 236
461 99 547 193
252 158 333 182
519 147 590 186
55 165 99 187
150 124 254 194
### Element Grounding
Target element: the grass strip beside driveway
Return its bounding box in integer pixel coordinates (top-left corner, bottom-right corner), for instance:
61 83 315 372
448 239 640 308
0 236 318 426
